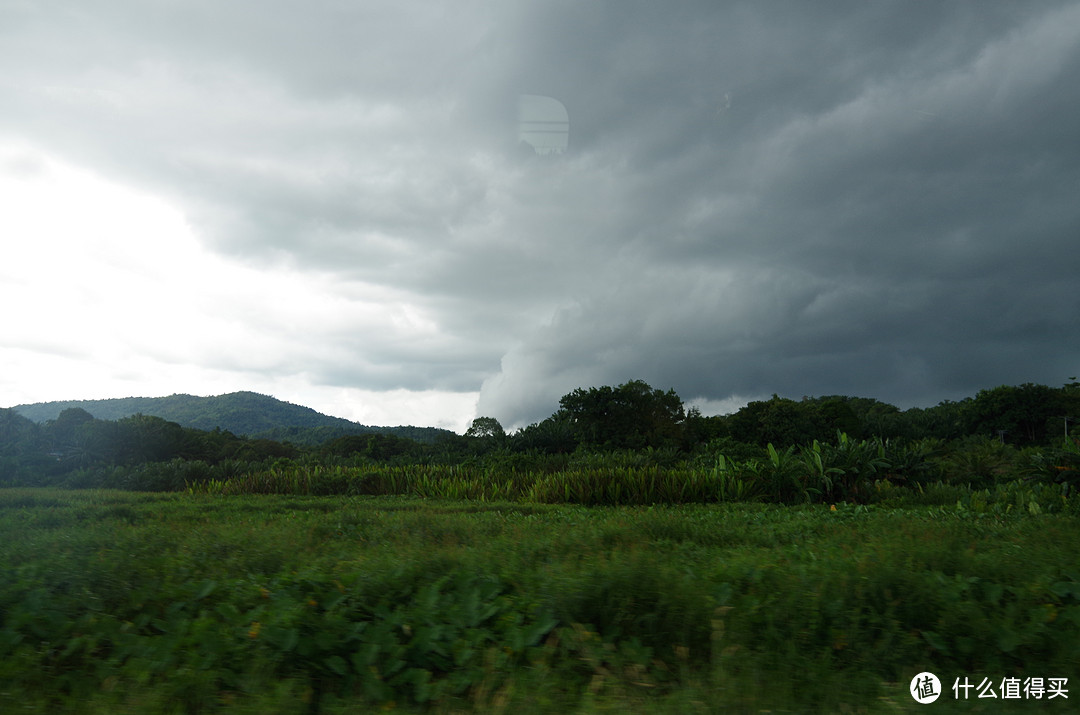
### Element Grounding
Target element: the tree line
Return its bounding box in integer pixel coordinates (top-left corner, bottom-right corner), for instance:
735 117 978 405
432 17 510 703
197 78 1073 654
2 378 1078 488
497 379 1080 453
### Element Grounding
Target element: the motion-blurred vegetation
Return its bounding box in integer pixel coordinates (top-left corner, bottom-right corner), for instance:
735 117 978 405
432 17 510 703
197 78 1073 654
2 490 1078 713
2 379 1079 711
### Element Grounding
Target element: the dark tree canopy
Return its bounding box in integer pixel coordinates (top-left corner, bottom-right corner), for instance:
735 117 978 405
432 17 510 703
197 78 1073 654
727 395 829 447
967 383 1068 445
558 379 686 449
465 417 506 440
511 415 579 453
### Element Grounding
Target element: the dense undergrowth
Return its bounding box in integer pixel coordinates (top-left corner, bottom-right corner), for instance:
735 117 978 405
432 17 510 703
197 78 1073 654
9 432 1078 513
4 424 1080 712
2 488 1079 713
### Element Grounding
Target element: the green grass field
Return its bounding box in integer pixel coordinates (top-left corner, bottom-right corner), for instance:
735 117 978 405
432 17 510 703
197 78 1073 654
2 488 1078 713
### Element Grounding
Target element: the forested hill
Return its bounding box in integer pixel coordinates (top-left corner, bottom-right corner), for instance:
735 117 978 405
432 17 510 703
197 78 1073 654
10 391 455 444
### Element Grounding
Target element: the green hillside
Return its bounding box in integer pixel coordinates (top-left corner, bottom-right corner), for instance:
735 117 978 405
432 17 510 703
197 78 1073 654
10 392 454 444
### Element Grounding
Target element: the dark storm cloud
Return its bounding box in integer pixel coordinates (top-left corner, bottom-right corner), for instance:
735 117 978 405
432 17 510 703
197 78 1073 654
4 0 1079 427
477 0 1080 425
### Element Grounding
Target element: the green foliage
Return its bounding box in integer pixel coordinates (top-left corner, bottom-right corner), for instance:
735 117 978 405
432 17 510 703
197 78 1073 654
464 416 506 440
968 383 1068 445
558 379 686 450
2 491 1078 713
0 408 42 456
727 395 831 446
1022 436 1080 496
800 431 890 502
524 465 726 506
936 436 1019 488
679 406 728 448
510 414 580 453
879 437 945 485
10 379 1080 518
697 435 763 464
238 569 558 709
320 432 418 461
711 453 763 502
911 399 974 441
815 397 863 437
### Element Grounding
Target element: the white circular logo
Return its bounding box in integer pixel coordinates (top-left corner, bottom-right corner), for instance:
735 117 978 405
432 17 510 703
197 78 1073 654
910 672 942 704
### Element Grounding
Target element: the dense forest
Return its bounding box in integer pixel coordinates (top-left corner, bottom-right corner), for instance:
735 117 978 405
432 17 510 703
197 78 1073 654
3 379 1079 501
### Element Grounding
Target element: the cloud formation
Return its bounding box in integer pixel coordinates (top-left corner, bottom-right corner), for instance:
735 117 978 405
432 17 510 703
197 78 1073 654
2 1 1079 430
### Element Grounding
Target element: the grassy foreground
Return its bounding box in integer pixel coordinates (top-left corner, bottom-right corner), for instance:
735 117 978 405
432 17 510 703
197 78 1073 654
1 489 1078 713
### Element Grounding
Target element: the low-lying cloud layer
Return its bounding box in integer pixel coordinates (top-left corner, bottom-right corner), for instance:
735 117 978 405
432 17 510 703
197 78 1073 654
3 1 1079 430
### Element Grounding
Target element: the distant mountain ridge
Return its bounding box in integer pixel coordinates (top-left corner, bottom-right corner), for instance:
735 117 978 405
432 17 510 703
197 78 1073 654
10 391 455 444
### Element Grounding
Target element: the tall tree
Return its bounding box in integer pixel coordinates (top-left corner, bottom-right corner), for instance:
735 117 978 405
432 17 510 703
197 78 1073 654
558 379 686 449
967 383 1065 445
0 408 41 457
112 414 190 463
465 417 506 440
727 396 831 446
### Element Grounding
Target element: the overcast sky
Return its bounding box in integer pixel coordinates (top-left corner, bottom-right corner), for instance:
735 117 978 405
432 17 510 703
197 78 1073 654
3 1 1079 432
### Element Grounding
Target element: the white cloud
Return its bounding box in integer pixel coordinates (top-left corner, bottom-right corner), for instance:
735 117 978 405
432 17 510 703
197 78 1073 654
686 395 754 418
0 140 478 429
